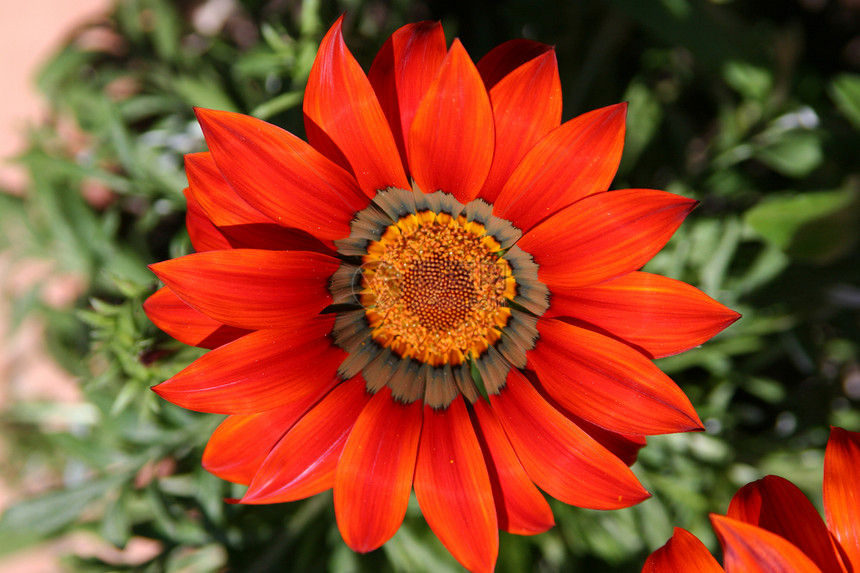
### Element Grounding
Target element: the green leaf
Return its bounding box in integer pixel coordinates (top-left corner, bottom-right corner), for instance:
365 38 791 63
101 493 132 548
35 46 92 100
149 0 182 62
250 91 304 120
385 525 461 573
165 544 227 573
754 131 822 178
0 475 126 538
830 73 860 129
173 75 238 113
745 187 860 262
618 81 662 174
724 60 773 101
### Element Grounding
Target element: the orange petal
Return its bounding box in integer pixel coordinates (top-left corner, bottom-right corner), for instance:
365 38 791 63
545 271 740 358
408 39 494 203
304 17 409 195
202 386 334 485
471 399 554 535
518 188 697 290
523 370 648 466
643 527 724 572
334 387 422 552
240 377 370 503
194 108 368 241
477 39 558 91
529 318 703 435
490 369 650 509
149 249 339 330
185 153 332 253
477 45 561 203
824 427 860 570
493 103 626 232
152 318 344 414
185 152 271 226
728 475 850 573
711 514 825 573
549 401 647 467
184 187 232 252
368 21 447 172
143 286 250 349
414 398 498 573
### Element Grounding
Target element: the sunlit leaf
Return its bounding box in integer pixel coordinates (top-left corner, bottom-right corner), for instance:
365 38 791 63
745 187 860 262
754 131 822 178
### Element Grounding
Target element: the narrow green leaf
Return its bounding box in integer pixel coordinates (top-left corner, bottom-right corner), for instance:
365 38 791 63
0 475 126 537
250 91 303 120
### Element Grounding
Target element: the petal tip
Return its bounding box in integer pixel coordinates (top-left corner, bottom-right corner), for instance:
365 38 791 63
193 106 216 124
147 260 171 283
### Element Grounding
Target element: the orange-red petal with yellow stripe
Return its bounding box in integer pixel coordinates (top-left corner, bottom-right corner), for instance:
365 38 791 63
493 104 626 232
408 39 494 203
202 384 336 485
153 317 343 415
368 21 447 172
728 475 850 573
304 16 409 196
518 188 697 290
241 377 370 504
184 187 232 252
824 428 860 570
195 108 367 241
643 527 724 573
712 515 825 573
471 399 554 535
149 249 339 330
334 387 422 553
477 46 561 204
143 286 250 350
529 318 703 435
546 271 740 359
490 369 650 509
414 397 498 573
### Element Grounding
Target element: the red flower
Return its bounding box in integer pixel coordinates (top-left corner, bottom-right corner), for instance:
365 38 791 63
643 427 860 573
144 17 739 572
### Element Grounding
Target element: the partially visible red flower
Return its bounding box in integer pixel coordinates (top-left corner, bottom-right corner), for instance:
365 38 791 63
145 17 740 573
643 427 860 573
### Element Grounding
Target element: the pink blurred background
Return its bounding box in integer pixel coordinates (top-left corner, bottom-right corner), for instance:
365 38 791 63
0 2 161 571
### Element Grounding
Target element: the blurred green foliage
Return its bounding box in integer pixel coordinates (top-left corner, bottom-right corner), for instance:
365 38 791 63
1 0 859 571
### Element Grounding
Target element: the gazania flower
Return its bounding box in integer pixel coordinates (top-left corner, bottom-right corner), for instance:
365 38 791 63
643 427 860 573
144 17 739 573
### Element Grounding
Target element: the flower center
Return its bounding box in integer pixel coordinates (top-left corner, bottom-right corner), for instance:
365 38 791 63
360 212 514 366
331 187 548 407
401 256 475 329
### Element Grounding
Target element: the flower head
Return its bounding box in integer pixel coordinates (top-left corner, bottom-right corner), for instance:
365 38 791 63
145 17 739 572
643 427 860 573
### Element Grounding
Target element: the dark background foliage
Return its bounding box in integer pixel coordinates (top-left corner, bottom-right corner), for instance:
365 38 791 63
1 0 858 571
